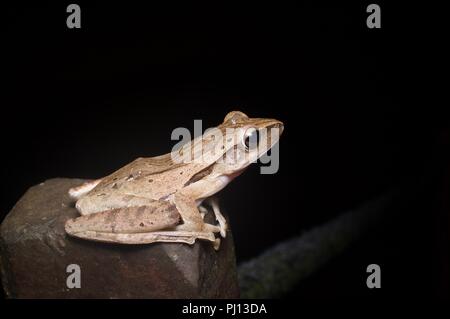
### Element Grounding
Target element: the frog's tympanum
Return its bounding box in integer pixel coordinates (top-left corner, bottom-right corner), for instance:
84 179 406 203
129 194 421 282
65 111 284 249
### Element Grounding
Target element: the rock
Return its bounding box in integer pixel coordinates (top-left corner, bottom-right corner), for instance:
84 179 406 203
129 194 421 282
0 178 239 298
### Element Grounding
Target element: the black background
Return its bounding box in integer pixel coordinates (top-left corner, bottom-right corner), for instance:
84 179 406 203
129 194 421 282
2 2 448 300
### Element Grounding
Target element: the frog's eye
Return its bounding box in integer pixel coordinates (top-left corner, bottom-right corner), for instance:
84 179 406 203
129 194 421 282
243 128 260 151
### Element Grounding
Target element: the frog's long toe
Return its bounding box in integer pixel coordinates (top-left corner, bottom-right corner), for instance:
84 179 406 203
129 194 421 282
66 229 216 246
209 199 227 238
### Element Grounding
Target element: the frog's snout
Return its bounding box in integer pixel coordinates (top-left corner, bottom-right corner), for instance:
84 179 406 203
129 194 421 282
273 121 284 134
265 119 284 136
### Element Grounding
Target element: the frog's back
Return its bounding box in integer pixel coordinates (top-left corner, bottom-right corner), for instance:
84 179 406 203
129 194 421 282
87 154 191 200
96 154 174 184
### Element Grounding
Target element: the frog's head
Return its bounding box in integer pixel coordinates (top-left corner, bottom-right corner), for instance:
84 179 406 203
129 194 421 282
174 111 283 175
211 111 284 176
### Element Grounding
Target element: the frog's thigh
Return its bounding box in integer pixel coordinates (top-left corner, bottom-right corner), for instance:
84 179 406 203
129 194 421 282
66 201 181 236
75 192 157 215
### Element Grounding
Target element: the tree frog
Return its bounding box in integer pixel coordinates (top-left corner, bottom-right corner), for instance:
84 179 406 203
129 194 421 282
65 111 284 250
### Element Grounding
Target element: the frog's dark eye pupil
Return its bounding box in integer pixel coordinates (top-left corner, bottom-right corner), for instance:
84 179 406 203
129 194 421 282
244 137 250 148
244 129 260 150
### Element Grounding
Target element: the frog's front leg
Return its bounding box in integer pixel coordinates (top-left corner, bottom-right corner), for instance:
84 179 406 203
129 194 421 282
174 192 221 234
204 197 227 238
173 178 227 237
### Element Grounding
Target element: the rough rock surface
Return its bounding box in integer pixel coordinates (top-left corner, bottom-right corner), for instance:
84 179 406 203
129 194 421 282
0 178 239 298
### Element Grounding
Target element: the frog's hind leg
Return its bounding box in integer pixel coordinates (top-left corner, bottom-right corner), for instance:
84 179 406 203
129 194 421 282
69 179 102 199
74 191 156 216
66 202 180 238
66 201 221 249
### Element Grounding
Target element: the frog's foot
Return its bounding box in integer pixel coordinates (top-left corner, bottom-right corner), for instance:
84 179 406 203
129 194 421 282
197 205 224 236
174 221 221 234
173 220 221 249
206 197 227 238
67 230 220 250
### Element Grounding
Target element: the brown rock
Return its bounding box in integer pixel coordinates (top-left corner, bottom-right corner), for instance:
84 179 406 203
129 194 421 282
0 178 239 298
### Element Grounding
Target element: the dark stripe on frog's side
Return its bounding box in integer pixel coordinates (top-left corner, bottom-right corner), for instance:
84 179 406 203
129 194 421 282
183 163 215 187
